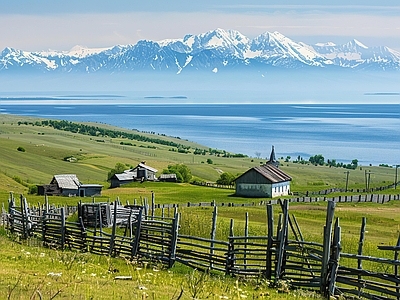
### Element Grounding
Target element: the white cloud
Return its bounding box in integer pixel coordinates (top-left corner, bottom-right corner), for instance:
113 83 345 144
1 10 399 51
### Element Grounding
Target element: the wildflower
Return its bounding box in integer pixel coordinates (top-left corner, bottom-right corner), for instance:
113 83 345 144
138 285 148 290
47 272 62 277
90 273 96 277
39 253 45 257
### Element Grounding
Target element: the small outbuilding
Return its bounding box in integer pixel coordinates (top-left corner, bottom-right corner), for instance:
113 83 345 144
109 162 158 188
37 174 103 197
158 174 177 182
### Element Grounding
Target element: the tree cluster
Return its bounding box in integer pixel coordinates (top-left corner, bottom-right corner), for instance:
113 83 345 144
162 164 192 183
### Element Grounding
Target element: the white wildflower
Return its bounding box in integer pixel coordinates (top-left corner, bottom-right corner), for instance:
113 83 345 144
47 272 62 277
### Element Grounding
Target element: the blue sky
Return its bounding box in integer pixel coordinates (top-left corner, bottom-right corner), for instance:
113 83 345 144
2 1 400 51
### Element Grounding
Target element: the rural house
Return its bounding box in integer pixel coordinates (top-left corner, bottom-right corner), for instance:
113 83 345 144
37 174 103 197
234 146 291 198
110 162 158 188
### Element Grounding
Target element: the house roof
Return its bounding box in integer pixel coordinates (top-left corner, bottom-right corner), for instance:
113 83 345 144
132 163 158 173
53 174 81 190
113 173 135 181
235 164 292 184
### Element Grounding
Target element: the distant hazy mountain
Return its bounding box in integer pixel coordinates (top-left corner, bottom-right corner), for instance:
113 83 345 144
1 28 400 73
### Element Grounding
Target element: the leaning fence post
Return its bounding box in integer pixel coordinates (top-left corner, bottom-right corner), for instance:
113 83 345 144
109 201 118 257
226 219 235 276
131 208 143 258
210 205 218 269
20 195 28 239
168 208 179 268
321 200 335 296
275 199 289 283
266 204 274 279
60 207 66 250
328 218 341 297
244 212 249 270
357 217 366 296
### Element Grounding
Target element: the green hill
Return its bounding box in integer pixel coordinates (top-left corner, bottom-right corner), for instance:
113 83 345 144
0 114 397 206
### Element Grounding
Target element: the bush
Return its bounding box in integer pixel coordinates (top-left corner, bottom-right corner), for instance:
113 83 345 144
162 164 192 183
17 146 26 152
28 185 38 195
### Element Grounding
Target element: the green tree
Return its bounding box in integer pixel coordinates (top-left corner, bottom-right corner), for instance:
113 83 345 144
163 164 192 183
107 162 127 181
206 158 213 164
309 154 325 166
216 172 236 185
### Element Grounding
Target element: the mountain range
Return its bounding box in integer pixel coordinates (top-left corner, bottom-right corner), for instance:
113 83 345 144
1 28 400 73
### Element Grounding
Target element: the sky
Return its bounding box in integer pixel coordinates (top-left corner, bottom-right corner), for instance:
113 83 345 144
1 1 400 52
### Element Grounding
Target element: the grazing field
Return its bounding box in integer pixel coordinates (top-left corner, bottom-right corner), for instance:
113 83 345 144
1 114 399 299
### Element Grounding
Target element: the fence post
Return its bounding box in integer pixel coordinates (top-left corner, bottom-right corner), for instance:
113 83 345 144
321 200 335 296
328 218 341 297
244 212 249 271
169 208 179 268
275 199 289 283
226 219 235 276
109 201 118 257
60 207 66 250
266 204 274 279
395 234 400 300
131 208 143 258
210 206 218 269
20 195 28 239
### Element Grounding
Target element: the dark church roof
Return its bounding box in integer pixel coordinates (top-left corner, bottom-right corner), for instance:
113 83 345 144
235 163 291 184
253 164 291 183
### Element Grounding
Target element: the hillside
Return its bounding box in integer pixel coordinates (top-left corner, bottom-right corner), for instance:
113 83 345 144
0 114 397 204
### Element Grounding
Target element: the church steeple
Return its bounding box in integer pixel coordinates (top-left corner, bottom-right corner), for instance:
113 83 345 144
267 145 279 167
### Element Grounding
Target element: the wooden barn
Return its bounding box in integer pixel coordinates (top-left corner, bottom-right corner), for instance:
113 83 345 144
37 174 103 197
109 172 135 188
234 163 292 198
110 162 158 188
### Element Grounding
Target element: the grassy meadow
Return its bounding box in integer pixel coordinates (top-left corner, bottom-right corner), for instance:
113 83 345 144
1 114 400 299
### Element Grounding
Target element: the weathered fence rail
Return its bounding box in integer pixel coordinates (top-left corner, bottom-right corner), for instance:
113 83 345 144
3 192 400 299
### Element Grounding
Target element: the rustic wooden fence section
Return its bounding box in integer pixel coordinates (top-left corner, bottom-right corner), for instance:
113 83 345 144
154 192 400 209
5 194 179 266
3 193 400 299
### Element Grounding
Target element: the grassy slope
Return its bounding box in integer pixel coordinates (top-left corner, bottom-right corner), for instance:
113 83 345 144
1 114 399 299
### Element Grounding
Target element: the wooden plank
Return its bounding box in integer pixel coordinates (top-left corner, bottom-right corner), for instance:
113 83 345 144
168 210 179 268
328 218 341 297
266 203 274 279
320 200 335 295
275 199 289 282
210 205 217 269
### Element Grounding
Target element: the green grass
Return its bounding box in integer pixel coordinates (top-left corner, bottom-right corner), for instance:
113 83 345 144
1 114 400 299
0 229 322 299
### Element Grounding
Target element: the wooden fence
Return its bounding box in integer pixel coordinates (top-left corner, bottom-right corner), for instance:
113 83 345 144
5 194 179 267
3 193 400 299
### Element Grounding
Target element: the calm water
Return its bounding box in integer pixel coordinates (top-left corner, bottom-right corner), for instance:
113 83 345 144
1 102 399 165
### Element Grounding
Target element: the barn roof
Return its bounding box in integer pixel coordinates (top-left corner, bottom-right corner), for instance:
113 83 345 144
235 164 292 183
133 163 158 173
113 173 135 181
53 174 81 190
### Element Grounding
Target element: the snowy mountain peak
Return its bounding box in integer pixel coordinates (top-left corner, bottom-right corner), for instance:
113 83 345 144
1 28 399 72
315 42 336 47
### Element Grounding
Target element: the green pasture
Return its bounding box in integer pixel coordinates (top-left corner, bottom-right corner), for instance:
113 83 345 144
1 114 400 299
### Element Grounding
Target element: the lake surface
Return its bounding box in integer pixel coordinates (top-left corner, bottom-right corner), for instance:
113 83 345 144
1 101 399 166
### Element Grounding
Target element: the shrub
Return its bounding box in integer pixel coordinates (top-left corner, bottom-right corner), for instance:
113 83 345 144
17 146 26 152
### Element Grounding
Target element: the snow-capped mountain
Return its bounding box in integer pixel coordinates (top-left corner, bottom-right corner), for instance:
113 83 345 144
1 29 400 73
